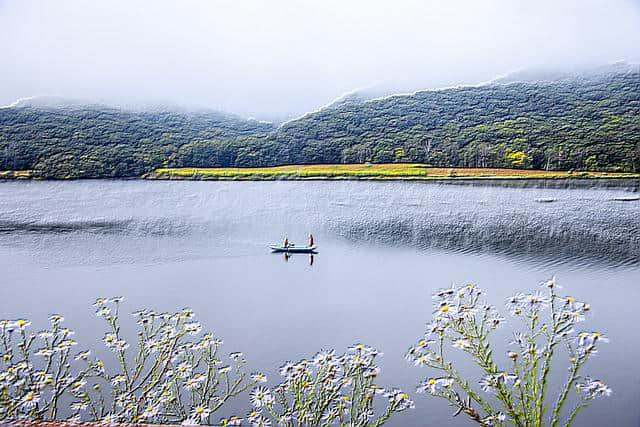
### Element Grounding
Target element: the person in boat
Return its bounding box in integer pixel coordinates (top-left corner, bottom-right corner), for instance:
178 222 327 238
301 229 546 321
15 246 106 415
308 234 314 247
283 237 289 248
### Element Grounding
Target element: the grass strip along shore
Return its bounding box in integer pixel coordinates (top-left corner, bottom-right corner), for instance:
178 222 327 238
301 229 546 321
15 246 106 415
146 164 640 181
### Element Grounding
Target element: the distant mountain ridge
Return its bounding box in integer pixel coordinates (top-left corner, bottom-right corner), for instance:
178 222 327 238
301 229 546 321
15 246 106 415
1 64 639 178
314 62 640 111
253 64 639 171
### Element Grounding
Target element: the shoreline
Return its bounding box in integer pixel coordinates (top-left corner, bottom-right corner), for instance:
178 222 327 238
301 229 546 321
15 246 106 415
2 165 640 186
144 165 640 182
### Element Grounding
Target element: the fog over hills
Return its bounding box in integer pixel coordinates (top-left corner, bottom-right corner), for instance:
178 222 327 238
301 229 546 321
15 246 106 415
5 61 638 124
315 62 640 116
2 0 640 120
1 64 639 178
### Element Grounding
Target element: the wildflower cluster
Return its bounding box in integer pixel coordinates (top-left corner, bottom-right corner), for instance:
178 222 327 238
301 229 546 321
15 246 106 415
0 280 614 426
0 298 257 425
79 297 259 425
0 315 88 421
250 345 413 427
405 278 610 426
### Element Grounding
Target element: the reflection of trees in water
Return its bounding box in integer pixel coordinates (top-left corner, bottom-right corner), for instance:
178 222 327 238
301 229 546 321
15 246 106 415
331 215 639 267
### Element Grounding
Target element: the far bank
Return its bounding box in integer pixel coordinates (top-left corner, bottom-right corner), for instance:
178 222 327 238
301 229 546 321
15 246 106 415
144 164 640 182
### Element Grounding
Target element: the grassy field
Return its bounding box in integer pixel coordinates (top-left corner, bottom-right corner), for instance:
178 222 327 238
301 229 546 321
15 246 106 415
0 170 32 179
147 164 640 181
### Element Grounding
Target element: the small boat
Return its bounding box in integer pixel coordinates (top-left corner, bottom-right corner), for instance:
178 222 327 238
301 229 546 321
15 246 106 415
270 245 317 253
612 196 640 202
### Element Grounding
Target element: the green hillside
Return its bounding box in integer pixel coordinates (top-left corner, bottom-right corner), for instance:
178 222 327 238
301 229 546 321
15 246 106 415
258 69 640 171
1 68 639 178
0 104 274 178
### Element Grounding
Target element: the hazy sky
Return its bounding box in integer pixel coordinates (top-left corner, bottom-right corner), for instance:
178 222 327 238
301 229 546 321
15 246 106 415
2 0 639 119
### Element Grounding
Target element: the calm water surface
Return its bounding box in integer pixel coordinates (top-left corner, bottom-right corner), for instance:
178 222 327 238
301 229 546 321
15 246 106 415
0 180 638 426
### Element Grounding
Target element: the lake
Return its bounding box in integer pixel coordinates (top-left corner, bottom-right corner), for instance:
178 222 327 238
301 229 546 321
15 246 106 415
0 179 639 426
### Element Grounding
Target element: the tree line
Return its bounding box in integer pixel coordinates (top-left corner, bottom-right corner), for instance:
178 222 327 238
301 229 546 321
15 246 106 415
1 70 639 178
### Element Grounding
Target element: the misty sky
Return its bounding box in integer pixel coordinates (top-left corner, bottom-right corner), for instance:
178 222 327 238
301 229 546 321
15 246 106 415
2 0 639 120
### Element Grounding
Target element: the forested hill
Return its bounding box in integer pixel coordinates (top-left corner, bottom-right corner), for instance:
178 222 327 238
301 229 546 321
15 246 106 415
0 103 275 178
1 67 640 178
261 67 640 171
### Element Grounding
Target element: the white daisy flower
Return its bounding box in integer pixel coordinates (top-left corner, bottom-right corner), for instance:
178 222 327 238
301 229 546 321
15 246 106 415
524 292 550 310
96 307 111 317
184 322 202 335
251 373 268 383
250 414 271 427
176 361 193 377
103 333 117 348
141 404 159 419
185 374 206 390
71 379 87 391
111 375 126 386
71 401 89 411
229 351 244 361
75 350 91 361
576 378 612 398
453 339 472 350
13 319 31 330
541 277 560 290
384 388 414 410
100 413 119 425
48 314 65 324
416 338 436 349
417 377 453 394
93 298 108 307
191 405 211 421
506 293 525 313
250 386 274 408
35 348 54 357
21 391 40 409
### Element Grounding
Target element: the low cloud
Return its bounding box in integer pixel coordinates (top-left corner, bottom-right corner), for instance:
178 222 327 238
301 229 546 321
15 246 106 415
1 0 639 119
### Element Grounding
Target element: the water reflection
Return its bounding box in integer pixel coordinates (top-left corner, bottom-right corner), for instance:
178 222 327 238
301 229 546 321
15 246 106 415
279 252 315 266
331 213 639 269
0 180 637 269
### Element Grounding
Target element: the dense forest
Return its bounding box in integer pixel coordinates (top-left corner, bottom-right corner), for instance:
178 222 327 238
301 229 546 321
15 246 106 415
1 67 639 178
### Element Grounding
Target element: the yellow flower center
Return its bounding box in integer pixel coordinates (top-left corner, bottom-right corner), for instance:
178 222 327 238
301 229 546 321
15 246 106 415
440 305 449 313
